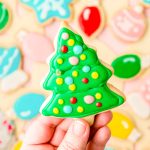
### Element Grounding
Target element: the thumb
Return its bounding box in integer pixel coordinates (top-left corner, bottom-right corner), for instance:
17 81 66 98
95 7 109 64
58 119 90 150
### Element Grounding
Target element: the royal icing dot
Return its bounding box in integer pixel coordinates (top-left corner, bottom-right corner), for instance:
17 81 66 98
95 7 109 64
95 93 102 99
91 72 99 79
68 39 75 46
62 32 69 40
69 84 76 91
56 70 62 76
63 105 72 114
65 76 73 85
82 65 91 73
82 78 89 84
70 97 77 104
57 58 63 64
80 54 86 60
69 56 79 65
73 45 83 54
84 95 95 104
56 78 63 85
77 106 84 113
61 45 68 53
53 108 59 114
96 102 102 107
72 71 78 77
58 99 64 105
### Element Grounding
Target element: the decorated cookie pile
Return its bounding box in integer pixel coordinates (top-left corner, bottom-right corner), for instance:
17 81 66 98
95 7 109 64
40 26 125 118
0 0 150 149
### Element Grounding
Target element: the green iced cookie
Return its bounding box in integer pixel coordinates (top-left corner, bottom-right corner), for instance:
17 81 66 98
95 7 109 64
40 27 125 118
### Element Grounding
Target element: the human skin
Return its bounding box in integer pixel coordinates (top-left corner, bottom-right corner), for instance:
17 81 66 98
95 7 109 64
21 111 112 150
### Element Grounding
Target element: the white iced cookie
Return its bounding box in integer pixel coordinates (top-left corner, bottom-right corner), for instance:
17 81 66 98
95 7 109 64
0 70 28 93
0 111 16 150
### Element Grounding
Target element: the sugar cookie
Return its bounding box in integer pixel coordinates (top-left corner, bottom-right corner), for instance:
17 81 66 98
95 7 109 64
0 2 11 33
110 6 146 42
124 74 150 119
127 92 150 119
18 31 54 62
108 112 141 142
78 0 105 38
0 47 21 78
45 21 61 41
13 140 23 150
0 70 28 93
20 0 74 24
111 54 150 79
0 111 15 150
14 93 45 120
40 24 125 121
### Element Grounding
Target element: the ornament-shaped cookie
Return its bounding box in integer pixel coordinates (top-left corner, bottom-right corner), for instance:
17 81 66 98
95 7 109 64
110 6 146 42
78 0 105 38
40 24 125 119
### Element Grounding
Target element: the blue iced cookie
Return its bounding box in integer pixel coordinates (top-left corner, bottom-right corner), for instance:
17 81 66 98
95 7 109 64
20 0 73 24
0 47 21 78
13 93 45 120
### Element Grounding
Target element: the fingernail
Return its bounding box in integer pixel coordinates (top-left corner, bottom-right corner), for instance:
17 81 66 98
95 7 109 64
73 120 86 136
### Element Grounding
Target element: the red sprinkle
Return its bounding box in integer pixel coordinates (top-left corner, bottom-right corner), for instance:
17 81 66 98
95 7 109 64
2 120 7 125
70 97 77 104
82 78 89 83
96 102 102 107
8 125 13 131
61 45 68 53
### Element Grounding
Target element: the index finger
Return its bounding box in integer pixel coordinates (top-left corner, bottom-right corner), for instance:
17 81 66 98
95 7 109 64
24 115 63 145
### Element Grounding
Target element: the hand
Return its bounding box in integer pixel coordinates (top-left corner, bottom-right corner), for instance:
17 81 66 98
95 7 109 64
21 111 112 150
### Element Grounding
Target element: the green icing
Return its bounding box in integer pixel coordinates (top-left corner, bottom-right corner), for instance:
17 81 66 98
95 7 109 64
44 64 112 93
0 2 10 31
41 27 125 118
111 54 141 79
41 84 124 118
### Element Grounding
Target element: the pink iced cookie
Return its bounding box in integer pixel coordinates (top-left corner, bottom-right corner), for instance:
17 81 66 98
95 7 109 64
145 8 150 17
110 7 146 42
124 75 150 118
129 0 150 18
140 78 150 105
18 31 54 62
45 21 75 42
45 21 61 42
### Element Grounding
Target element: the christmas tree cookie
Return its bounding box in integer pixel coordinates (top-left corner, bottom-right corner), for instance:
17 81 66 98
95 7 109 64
40 25 125 119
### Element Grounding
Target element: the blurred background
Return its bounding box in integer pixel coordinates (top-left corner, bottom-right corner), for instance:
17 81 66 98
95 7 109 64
0 0 150 149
